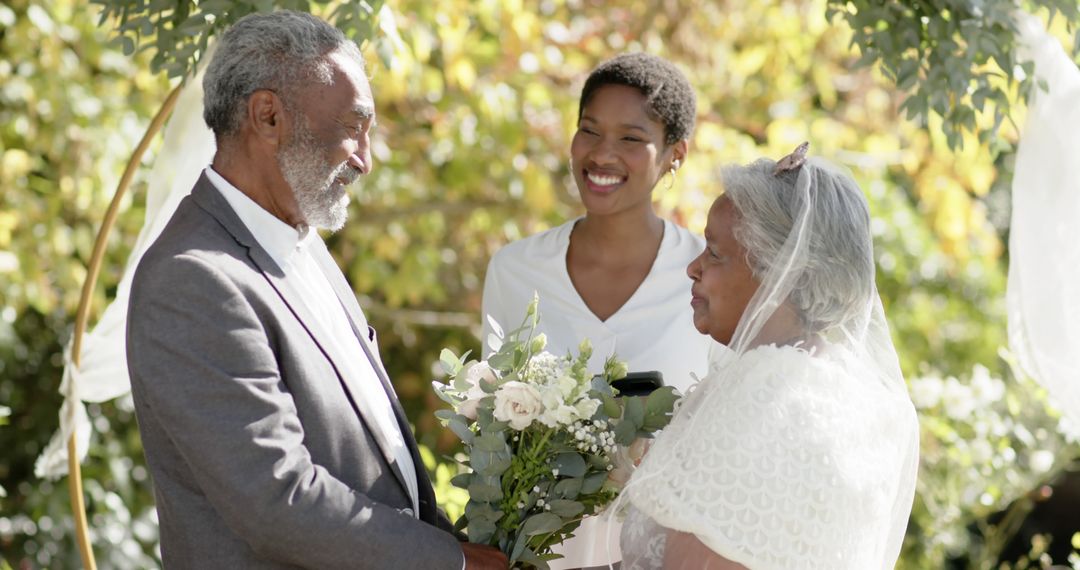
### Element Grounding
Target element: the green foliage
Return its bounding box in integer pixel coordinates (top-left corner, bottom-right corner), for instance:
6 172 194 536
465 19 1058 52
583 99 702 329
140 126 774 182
828 0 1080 150
91 0 388 79
0 0 171 565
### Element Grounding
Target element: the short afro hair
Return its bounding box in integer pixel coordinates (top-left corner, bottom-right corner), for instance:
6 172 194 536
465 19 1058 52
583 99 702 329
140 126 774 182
577 52 697 146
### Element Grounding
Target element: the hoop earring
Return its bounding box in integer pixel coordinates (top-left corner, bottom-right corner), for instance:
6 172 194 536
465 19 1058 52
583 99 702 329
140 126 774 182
663 165 677 191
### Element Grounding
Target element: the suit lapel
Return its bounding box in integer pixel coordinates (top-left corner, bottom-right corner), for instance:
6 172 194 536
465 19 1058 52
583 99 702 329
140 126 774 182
191 177 416 506
309 242 440 523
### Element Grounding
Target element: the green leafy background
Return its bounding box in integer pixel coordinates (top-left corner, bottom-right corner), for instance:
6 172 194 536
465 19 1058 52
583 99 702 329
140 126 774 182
3 0 1080 567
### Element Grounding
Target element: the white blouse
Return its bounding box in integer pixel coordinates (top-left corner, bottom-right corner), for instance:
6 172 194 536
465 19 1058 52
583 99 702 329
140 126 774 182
480 217 713 568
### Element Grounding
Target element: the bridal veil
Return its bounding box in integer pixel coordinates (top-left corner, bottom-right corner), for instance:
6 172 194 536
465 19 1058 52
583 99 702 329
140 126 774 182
618 154 919 569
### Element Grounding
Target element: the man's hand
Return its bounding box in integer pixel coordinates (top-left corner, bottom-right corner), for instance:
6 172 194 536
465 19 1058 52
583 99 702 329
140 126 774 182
462 543 508 569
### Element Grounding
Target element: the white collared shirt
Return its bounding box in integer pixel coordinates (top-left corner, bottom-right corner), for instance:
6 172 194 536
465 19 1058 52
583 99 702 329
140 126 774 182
481 217 713 392
205 167 419 518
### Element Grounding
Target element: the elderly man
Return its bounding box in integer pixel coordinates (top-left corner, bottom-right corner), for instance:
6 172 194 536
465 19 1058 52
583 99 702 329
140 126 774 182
127 11 505 569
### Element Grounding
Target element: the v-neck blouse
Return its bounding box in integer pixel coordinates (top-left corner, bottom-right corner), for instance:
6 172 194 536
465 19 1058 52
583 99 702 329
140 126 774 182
481 218 712 394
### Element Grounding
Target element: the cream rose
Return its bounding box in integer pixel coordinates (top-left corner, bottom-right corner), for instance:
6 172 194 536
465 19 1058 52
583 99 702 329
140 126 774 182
573 397 599 420
493 381 543 430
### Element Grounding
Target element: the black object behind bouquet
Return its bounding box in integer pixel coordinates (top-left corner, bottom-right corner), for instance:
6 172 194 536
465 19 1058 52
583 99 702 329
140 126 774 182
611 371 664 397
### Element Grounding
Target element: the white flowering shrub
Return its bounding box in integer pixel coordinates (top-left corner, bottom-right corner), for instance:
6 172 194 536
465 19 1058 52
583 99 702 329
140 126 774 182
903 351 1080 567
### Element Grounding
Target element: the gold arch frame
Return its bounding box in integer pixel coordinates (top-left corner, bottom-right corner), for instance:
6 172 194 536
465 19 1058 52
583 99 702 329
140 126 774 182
67 84 182 570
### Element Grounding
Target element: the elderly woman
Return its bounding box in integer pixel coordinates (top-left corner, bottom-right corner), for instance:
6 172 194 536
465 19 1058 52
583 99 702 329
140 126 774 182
618 145 920 569
481 53 712 569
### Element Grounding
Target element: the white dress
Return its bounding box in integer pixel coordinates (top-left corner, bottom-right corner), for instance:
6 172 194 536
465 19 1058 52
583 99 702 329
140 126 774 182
620 344 920 569
481 217 713 568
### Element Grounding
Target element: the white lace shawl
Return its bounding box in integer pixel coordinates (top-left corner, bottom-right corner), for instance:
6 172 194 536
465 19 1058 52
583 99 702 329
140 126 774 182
621 344 919 570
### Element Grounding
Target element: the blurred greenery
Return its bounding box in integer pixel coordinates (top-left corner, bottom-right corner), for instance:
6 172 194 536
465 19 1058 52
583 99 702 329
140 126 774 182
3 0 1080 567
829 0 1080 151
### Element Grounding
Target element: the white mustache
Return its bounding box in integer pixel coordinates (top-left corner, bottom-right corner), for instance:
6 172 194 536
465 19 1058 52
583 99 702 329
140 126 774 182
333 162 362 186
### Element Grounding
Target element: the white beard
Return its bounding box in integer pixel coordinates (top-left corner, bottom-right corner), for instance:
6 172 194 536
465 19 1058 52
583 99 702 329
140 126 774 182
278 116 358 232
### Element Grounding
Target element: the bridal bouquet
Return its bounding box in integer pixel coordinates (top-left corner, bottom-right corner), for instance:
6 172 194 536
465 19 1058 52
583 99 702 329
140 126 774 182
433 296 679 568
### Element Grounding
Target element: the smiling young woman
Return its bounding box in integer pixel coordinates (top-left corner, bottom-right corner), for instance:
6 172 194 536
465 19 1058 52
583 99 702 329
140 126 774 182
480 53 711 570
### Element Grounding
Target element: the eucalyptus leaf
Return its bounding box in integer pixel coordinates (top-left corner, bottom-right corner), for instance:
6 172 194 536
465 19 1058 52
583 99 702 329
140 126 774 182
467 519 497 545
448 419 474 445
472 449 512 477
432 387 456 406
552 478 583 500
450 473 472 489
622 395 644 428
510 531 529 561
434 408 465 422
474 432 508 453
581 472 608 495
488 350 514 370
515 546 549 569
546 499 584 518
520 512 563 536
601 392 621 419
467 481 503 502
553 453 587 478
486 420 509 432
465 500 503 524
440 348 462 376
614 419 637 446
645 387 679 417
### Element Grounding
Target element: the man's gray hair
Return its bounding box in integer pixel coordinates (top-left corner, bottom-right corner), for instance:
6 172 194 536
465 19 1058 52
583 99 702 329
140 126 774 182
202 10 364 138
722 158 875 333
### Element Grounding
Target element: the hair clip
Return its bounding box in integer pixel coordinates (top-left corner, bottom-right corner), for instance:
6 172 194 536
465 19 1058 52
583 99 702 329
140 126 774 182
774 142 809 176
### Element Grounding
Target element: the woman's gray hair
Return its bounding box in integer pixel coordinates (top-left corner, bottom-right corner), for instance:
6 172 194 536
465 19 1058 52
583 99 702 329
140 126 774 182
202 10 364 138
722 158 875 333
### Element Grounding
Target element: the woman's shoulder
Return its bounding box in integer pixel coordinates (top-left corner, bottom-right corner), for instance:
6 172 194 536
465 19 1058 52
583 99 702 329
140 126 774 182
488 219 577 271
657 219 704 267
733 344 914 420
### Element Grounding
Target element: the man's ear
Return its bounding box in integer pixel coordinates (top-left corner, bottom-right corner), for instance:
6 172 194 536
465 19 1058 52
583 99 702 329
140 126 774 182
248 89 285 146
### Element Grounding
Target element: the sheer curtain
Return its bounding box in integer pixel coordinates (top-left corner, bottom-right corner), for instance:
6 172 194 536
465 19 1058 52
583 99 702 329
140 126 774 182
1009 13 1080 427
36 62 216 478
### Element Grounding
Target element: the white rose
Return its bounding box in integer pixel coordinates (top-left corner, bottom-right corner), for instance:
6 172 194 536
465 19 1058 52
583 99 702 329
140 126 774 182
573 397 599 420
536 384 576 428
556 373 578 400
539 384 564 410
493 381 543 430
457 395 485 421
539 404 579 428
457 361 498 420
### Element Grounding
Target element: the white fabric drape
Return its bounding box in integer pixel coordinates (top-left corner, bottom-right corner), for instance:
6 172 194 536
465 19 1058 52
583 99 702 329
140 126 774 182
36 63 216 478
1009 13 1080 427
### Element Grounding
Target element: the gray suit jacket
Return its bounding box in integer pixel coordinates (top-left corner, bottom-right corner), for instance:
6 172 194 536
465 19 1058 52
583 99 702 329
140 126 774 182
127 174 463 569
